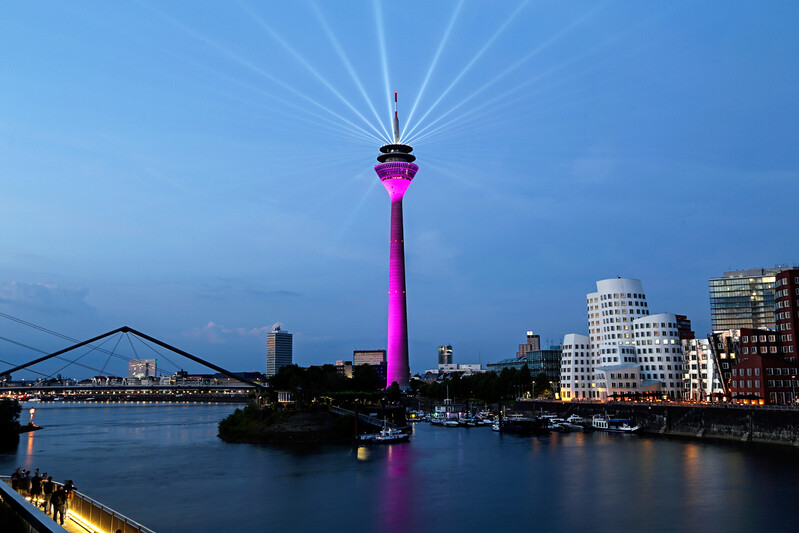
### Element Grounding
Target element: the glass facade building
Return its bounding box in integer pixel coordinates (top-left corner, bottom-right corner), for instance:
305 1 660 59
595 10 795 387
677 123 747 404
266 326 293 377
709 269 779 331
437 345 453 365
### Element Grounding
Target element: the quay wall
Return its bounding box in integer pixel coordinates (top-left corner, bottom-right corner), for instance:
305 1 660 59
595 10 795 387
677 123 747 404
513 401 799 446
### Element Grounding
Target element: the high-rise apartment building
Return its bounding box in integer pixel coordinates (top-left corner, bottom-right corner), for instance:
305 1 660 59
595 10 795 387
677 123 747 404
560 278 686 401
709 268 779 331
438 345 453 365
266 325 293 377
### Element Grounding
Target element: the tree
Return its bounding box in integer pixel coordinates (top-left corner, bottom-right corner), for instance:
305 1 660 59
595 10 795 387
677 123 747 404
0 399 21 451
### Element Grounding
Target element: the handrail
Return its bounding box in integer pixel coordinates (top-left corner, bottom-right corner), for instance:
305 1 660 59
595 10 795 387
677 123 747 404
1 476 156 533
0 479 67 532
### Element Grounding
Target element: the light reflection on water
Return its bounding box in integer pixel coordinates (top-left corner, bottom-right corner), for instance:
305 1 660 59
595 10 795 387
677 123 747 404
1 403 798 532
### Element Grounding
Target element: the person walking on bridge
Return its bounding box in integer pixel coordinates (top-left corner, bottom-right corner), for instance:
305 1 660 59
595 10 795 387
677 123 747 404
51 486 67 526
42 476 55 515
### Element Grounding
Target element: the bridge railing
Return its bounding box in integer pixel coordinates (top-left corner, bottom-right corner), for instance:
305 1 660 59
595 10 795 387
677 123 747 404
1 477 155 533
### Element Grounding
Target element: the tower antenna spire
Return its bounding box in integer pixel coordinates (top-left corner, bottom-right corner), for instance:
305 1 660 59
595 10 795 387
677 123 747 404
393 91 400 143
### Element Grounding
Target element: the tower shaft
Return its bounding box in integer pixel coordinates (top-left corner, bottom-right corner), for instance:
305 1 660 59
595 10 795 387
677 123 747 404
386 198 409 388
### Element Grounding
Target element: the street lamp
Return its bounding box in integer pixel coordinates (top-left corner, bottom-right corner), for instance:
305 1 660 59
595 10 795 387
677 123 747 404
28 408 35 426
791 375 796 407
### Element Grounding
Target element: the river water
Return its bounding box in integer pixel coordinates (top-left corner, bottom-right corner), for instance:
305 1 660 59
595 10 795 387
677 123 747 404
1 402 797 532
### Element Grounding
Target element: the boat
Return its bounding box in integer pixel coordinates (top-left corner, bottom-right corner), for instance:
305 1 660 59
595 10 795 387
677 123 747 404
371 425 410 444
591 415 640 433
458 416 477 427
561 422 584 432
566 414 585 425
498 414 548 435
443 418 460 427
430 416 444 425
491 421 500 432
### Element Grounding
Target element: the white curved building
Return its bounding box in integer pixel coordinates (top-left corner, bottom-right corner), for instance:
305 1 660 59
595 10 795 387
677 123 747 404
561 277 685 401
632 313 685 397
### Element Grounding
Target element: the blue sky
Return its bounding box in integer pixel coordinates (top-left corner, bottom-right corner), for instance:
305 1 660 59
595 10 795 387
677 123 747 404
1 1 797 379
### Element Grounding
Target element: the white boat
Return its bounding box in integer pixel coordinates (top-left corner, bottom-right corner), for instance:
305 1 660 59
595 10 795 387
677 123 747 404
492 421 500 432
443 418 460 427
566 414 585 425
370 421 410 444
561 422 584 432
591 415 640 433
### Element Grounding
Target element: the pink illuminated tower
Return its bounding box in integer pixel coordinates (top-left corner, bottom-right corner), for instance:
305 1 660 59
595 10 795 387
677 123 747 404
374 92 418 390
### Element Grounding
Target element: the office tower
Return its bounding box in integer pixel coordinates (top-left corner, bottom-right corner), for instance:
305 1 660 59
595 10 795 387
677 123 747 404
709 268 779 331
129 359 157 379
266 325 293 377
353 349 387 381
516 331 541 359
374 92 418 389
438 345 453 365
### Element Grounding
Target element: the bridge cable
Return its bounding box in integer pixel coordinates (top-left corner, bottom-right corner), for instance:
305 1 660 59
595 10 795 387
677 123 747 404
0 334 114 378
0 311 161 369
129 334 183 375
48 334 117 378
99 333 124 376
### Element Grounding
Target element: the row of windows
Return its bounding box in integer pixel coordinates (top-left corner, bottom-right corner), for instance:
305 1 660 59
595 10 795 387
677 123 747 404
741 346 779 354
768 380 798 387
601 300 648 308
766 367 797 375
774 288 799 297
600 292 645 300
733 367 760 377
732 380 760 388
776 276 799 287
742 335 776 343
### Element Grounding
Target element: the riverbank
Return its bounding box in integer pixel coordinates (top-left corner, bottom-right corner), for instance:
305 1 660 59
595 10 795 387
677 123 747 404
514 400 799 447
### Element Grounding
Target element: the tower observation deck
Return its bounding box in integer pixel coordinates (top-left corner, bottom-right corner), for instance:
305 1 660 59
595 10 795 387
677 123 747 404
374 92 418 390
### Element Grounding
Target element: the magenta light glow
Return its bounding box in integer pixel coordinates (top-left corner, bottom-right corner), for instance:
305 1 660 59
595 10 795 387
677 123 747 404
374 93 418 390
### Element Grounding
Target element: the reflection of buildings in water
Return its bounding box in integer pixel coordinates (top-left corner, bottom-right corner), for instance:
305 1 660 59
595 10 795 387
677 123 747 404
379 443 411 533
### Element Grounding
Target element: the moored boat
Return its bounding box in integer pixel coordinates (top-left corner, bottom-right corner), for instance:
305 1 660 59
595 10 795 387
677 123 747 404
591 415 640 433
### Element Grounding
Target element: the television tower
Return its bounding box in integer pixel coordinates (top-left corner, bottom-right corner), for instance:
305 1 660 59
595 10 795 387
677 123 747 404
374 92 418 390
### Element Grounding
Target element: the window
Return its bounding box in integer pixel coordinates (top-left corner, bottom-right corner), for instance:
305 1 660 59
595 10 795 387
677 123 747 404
755 368 760 376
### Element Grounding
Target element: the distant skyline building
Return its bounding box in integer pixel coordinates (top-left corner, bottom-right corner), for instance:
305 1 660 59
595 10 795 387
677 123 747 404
353 349 387 382
709 268 780 331
516 331 541 359
266 325 293 377
353 349 386 367
438 345 453 365
128 359 156 379
488 344 562 383
374 92 418 390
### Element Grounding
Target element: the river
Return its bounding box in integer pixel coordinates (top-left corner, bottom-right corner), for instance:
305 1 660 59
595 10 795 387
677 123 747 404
1 402 797 532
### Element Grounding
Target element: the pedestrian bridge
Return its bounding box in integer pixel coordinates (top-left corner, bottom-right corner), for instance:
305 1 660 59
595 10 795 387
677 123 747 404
1 476 154 533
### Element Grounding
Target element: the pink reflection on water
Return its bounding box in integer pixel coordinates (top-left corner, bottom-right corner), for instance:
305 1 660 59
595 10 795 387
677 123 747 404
378 443 411 533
